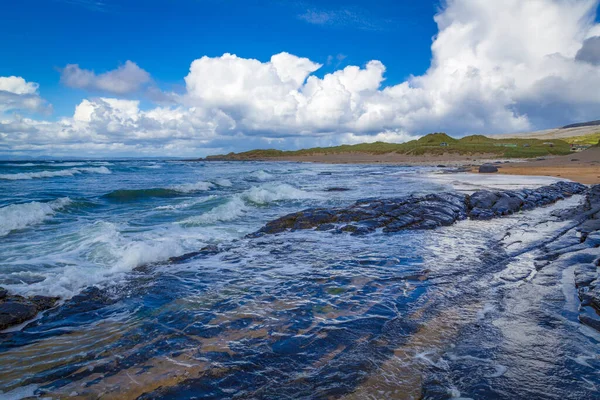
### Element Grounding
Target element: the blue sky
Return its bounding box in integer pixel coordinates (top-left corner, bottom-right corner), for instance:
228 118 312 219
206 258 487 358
1 0 600 157
1 0 439 117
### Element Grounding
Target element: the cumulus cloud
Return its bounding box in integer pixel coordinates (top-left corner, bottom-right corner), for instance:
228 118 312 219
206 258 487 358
60 61 151 94
3 0 600 157
0 76 50 114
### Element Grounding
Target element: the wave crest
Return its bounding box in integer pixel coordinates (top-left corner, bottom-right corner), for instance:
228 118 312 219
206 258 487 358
0 198 72 237
242 183 318 205
0 166 111 180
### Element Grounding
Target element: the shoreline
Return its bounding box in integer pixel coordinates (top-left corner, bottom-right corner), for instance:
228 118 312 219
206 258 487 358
203 147 600 184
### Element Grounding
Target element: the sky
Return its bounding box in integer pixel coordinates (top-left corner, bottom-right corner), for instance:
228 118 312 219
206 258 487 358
1 0 600 158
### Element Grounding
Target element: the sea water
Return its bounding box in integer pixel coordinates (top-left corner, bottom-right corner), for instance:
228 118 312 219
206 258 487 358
0 160 598 399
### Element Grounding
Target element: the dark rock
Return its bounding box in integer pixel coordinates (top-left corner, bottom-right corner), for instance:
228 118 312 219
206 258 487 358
56 286 115 316
251 182 587 237
470 191 499 209
167 245 221 264
575 264 598 288
580 308 600 331
30 295 59 310
437 165 447 168
0 287 7 300
479 164 499 173
0 300 37 330
324 187 351 192
315 224 336 231
0 293 58 331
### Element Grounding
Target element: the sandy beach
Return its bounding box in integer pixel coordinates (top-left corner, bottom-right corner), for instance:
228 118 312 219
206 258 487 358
237 147 600 185
492 147 600 184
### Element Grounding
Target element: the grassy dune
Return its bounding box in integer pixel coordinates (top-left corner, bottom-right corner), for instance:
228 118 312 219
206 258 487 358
206 133 574 160
564 132 600 146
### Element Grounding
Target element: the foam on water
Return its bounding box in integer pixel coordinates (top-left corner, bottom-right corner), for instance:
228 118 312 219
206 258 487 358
0 166 111 180
154 195 218 211
247 170 273 181
214 178 233 187
182 197 248 225
172 181 214 193
2 221 216 298
426 172 562 191
1 163 38 167
241 183 318 205
0 198 72 237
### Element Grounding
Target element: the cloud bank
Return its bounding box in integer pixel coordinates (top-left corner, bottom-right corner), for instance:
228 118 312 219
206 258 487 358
60 61 151 94
2 0 600 157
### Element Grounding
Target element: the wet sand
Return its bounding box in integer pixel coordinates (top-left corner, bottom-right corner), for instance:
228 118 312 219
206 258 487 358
242 147 600 185
493 147 600 184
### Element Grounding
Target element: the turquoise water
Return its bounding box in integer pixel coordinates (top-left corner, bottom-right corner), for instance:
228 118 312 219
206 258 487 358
0 161 598 399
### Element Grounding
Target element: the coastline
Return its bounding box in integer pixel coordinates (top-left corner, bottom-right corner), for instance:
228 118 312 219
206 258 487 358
204 147 600 185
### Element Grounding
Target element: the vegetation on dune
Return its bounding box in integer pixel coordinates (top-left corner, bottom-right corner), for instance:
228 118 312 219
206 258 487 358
204 132 574 160
563 132 600 146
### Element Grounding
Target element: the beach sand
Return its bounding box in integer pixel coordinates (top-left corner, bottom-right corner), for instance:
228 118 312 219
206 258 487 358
492 147 600 184
244 147 599 185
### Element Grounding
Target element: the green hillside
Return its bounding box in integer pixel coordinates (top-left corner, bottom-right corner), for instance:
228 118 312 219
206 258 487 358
204 133 573 160
564 132 600 146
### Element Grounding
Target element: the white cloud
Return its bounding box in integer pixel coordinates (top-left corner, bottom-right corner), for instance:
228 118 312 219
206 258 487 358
60 61 151 94
0 76 50 114
2 0 600 157
0 76 39 95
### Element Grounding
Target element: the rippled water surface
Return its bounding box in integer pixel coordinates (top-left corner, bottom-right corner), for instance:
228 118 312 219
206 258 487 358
0 160 598 399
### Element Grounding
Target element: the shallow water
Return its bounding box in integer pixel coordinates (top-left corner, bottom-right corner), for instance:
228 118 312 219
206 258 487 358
0 160 598 399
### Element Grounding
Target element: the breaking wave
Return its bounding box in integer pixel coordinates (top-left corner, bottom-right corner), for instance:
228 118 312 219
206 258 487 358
0 166 111 180
0 198 72 237
104 181 215 201
182 184 317 225
247 170 274 181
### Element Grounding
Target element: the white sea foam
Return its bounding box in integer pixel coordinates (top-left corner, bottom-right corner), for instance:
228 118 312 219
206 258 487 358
172 181 214 193
50 162 87 167
0 166 111 180
426 172 562 191
2 221 211 298
182 197 248 224
248 170 273 181
242 183 318 205
154 195 218 210
181 184 317 225
0 198 72 237
2 163 38 167
214 178 233 187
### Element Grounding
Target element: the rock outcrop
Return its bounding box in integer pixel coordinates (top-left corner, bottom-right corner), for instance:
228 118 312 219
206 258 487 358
479 164 499 173
250 181 587 237
568 185 600 330
0 290 59 331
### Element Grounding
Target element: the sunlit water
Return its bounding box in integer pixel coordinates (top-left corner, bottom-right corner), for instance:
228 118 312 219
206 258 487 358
0 160 598 399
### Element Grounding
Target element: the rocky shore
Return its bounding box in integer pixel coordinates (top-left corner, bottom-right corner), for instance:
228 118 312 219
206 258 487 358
250 181 588 236
1 181 599 335
0 290 58 331
249 181 600 333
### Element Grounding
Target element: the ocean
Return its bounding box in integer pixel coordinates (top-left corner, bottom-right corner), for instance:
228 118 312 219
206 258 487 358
0 160 598 399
